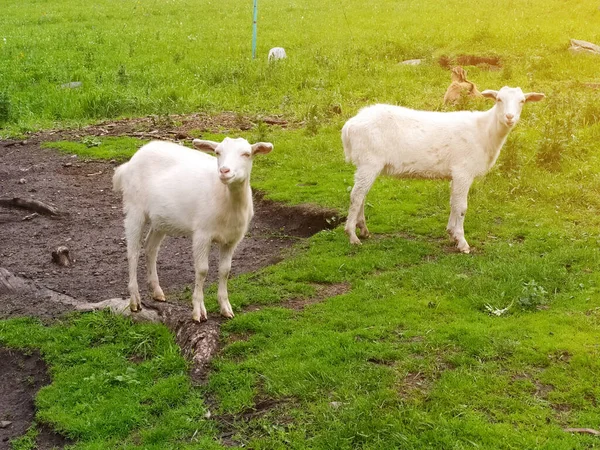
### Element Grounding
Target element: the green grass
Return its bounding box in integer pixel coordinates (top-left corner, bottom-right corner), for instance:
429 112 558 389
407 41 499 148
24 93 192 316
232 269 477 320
1 0 599 134
42 136 146 161
2 0 600 448
0 313 222 449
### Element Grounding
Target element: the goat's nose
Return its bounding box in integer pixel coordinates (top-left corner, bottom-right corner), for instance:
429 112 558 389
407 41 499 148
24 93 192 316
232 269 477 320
506 113 515 120
220 167 231 174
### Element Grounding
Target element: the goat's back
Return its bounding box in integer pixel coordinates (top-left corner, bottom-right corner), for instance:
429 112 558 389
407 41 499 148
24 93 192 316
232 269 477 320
342 104 487 178
114 141 222 231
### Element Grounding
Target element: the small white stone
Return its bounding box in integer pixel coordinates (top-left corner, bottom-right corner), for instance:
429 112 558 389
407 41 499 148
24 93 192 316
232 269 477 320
400 59 422 65
268 47 287 62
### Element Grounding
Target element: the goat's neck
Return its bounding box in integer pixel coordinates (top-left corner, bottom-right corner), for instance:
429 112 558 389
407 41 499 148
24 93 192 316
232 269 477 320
480 106 511 164
225 178 252 209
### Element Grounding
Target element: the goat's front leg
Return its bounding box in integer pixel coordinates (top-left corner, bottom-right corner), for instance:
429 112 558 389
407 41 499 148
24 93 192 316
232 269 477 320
217 242 236 319
447 176 473 253
191 234 211 322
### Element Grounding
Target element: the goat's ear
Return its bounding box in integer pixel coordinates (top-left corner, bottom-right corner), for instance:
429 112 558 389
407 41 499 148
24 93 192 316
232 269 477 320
251 142 273 155
524 92 545 103
481 90 498 100
192 139 220 152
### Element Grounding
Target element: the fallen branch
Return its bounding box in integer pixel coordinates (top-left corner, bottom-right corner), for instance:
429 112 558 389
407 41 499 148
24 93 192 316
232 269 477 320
0 197 59 216
564 428 600 436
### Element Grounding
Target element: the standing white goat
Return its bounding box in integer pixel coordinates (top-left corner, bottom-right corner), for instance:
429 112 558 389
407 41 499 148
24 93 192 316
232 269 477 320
113 138 273 321
342 86 544 252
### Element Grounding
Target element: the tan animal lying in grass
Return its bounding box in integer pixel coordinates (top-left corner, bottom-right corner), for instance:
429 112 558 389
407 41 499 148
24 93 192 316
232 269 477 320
443 66 481 105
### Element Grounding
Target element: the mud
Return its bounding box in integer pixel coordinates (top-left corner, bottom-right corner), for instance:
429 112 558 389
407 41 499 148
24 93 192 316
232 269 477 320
0 141 342 320
0 348 70 450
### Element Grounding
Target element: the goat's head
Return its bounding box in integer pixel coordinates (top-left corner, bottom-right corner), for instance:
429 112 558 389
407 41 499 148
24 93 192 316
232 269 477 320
482 86 545 128
193 137 273 185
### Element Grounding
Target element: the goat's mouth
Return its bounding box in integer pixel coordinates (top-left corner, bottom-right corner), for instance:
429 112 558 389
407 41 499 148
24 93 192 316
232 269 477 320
219 174 236 184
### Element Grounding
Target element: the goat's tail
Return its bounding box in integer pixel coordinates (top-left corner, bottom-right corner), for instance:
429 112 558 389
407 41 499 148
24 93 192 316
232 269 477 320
341 122 353 164
112 163 128 192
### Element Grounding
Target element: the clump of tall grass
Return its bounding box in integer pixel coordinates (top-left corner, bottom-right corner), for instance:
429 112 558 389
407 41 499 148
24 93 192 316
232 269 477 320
0 91 10 125
535 98 576 171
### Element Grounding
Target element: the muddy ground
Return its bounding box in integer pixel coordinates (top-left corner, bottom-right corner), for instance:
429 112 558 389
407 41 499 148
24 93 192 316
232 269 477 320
0 140 340 320
0 348 70 450
0 134 342 447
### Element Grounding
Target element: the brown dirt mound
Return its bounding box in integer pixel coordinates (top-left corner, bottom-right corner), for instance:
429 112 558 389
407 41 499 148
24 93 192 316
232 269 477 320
0 348 70 450
32 112 292 143
439 54 502 71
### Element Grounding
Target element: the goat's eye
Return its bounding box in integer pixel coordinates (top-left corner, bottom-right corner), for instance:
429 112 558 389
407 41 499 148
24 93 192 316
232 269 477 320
242 153 251 158
214 152 221 156
496 98 502 103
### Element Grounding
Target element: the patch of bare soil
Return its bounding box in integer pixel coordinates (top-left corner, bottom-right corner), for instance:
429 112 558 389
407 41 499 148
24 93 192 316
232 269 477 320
243 282 350 313
0 348 70 450
31 111 292 143
439 54 502 71
0 141 342 320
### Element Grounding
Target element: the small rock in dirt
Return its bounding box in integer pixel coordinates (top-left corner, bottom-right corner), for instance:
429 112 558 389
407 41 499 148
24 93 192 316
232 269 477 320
109 159 117 164
63 162 73 167
51 246 72 267
29 188 37 192
18 178 27 184
0 421 12 429
203 410 211 419
569 39 600 55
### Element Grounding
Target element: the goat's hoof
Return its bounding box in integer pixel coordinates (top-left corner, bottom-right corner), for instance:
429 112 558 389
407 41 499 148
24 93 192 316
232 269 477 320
192 312 208 323
458 244 471 254
152 294 166 302
349 236 362 245
130 303 141 312
358 229 370 239
220 309 235 319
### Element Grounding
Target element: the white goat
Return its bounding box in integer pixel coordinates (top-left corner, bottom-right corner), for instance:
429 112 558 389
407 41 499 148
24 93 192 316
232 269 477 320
113 138 273 321
342 86 544 252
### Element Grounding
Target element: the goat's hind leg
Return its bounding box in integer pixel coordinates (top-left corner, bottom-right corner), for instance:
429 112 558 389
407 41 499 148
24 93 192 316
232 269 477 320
357 198 370 238
124 210 146 312
345 166 380 245
145 228 166 301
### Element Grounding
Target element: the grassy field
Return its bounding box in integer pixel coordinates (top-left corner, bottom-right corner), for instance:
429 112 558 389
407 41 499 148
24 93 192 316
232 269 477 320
2 0 600 448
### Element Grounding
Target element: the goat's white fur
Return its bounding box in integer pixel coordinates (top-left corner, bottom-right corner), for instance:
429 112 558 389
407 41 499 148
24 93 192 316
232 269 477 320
113 138 273 321
342 86 544 252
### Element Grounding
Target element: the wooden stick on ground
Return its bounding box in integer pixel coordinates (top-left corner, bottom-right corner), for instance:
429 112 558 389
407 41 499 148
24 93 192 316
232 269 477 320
0 198 59 216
